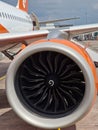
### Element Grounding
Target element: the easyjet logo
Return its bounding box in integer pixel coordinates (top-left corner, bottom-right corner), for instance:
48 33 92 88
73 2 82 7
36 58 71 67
23 0 26 8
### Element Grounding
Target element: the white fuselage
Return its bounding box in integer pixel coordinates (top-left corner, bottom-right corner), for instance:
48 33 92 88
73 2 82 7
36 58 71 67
0 1 33 33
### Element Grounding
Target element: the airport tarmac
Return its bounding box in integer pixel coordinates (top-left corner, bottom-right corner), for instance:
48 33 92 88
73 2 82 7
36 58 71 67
80 40 98 52
0 40 98 130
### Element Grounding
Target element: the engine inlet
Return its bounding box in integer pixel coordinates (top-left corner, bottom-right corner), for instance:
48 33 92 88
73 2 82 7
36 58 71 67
15 51 85 118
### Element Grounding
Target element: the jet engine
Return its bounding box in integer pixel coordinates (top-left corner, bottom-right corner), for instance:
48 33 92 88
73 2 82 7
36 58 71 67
6 38 98 129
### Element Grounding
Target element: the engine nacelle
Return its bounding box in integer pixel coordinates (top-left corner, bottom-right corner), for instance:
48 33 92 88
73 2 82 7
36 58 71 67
6 39 98 129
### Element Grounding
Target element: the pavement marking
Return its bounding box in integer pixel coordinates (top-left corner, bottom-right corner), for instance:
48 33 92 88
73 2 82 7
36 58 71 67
0 75 6 81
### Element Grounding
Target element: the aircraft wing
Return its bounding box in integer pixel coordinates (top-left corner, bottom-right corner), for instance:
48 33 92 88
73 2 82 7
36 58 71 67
0 23 98 51
0 30 50 51
0 30 49 44
61 23 98 37
39 17 80 24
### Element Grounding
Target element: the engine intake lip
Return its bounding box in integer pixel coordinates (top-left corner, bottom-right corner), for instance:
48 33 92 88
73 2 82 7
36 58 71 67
15 51 85 118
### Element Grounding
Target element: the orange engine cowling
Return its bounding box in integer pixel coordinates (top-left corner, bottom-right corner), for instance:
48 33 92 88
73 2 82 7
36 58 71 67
6 38 98 129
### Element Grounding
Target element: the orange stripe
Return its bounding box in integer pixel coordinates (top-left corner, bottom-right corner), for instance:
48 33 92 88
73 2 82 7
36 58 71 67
18 0 28 12
0 24 9 33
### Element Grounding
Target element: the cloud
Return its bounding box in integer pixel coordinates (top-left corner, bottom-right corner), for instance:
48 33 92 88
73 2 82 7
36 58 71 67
93 3 98 10
2 0 98 24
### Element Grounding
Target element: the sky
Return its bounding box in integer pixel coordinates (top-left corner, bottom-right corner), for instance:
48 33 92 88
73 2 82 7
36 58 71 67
1 0 98 25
